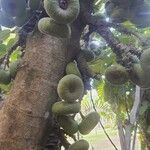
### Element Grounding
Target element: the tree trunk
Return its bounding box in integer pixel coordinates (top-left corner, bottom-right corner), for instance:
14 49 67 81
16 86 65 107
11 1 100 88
0 0 91 148
0 32 71 149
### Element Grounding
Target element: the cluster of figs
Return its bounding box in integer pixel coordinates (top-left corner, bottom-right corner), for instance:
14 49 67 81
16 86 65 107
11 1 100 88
105 0 150 28
38 0 80 38
0 0 80 38
105 48 150 88
52 60 100 150
0 60 20 85
0 0 80 35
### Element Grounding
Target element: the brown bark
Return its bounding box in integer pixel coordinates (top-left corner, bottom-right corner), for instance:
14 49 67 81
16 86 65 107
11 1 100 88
0 32 71 149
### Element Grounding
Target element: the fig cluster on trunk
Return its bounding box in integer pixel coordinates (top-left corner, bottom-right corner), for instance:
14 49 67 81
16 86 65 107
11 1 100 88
52 60 100 149
104 59 150 88
0 60 21 85
37 0 80 38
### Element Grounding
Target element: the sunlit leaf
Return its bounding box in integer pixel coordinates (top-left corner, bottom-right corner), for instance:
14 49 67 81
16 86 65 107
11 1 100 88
0 29 11 42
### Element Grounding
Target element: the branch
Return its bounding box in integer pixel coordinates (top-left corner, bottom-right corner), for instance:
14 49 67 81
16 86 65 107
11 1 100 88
84 14 143 68
84 19 145 44
108 23 147 45
98 28 142 67
76 52 95 78
76 52 95 90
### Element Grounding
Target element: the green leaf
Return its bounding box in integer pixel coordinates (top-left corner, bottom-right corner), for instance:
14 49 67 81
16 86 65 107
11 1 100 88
6 37 17 50
139 101 150 115
0 30 11 42
10 48 21 61
0 44 6 56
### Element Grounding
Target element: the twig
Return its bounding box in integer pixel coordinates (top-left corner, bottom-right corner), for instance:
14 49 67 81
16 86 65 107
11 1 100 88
89 90 119 150
59 129 70 149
